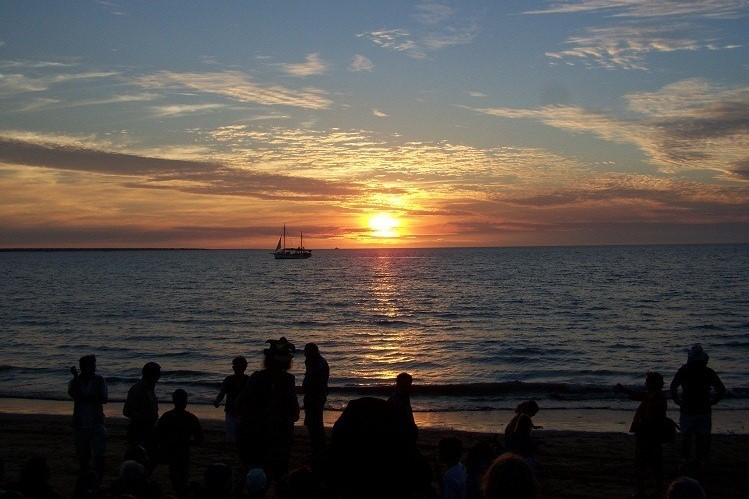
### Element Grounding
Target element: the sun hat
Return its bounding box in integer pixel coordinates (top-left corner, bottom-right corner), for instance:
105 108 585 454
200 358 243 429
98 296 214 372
687 343 709 364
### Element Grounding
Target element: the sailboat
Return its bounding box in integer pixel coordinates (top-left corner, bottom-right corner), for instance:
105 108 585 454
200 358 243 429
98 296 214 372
273 225 312 259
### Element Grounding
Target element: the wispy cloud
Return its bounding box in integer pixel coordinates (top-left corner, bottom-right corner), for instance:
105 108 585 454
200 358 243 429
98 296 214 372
546 23 740 70
349 54 374 72
470 79 749 177
276 53 329 77
150 103 226 117
359 3 478 58
372 109 388 117
524 1 749 19
0 68 118 96
138 70 333 109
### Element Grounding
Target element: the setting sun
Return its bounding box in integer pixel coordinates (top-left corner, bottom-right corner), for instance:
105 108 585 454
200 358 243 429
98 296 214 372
369 213 400 238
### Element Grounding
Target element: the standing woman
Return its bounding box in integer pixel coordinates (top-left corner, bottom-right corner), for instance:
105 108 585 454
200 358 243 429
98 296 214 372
617 371 667 498
235 337 300 482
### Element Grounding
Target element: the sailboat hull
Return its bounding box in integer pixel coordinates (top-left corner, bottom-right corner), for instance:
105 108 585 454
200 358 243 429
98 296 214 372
273 250 312 259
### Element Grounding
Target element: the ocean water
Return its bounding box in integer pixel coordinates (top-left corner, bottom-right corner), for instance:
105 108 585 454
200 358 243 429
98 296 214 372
1 245 747 419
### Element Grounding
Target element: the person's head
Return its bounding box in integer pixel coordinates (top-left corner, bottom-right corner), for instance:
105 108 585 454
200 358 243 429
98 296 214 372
687 344 709 367
438 437 463 466
396 372 413 392
264 337 295 371
123 444 150 469
232 356 248 375
646 371 664 392
482 454 538 499
279 467 323 499
245 468 268 498
118 460 146 485
141 362 161 384
667 476 706 499
204 463 232 498
79 355 96 376
172 389 188 410
304 342 319 358
515 400 539 417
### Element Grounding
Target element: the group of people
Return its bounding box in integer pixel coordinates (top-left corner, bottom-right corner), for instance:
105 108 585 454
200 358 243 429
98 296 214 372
54 340 726 498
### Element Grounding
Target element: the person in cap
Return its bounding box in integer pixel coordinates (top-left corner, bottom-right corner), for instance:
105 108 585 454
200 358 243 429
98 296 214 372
235 337 300 482
669 343 726 471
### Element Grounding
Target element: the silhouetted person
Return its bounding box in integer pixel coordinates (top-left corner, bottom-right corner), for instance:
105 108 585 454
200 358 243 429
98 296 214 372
507 414 538 472
481 454 538 499
465 441 500 499
328 396 432 499
667 476 706 499
302 342 329 459
235 337 300 482
617 371 667 498
438 437 467 499
213 355 249 443
388 372 417 443
157 388 204 496
200 463 233 499
68 354 108 484
109 460 162 499
504 401 542 452
670 343 726 470
123 361 161 468
5 455 61 499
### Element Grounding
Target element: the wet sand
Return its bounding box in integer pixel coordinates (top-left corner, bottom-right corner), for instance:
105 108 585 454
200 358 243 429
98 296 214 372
1 412 748 498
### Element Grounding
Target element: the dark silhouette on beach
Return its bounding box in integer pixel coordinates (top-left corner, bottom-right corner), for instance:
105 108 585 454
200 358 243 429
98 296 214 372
670 343 726 472
123 361 161 469
327 396 432 499
438 437 467 499
4 455 61 498
156 388 204 496
213 355 249 444
388 372 418 444
235 337 300 482
302 342 329 462
504 401 542 453
617 371 667 498
68 354 108 484
482 453 538 499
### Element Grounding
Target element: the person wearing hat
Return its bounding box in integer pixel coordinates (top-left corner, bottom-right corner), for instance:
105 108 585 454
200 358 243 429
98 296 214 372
669 343 726 470
234 337 300 482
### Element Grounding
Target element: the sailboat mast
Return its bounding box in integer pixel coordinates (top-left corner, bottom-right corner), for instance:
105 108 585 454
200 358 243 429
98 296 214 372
283 223 287 251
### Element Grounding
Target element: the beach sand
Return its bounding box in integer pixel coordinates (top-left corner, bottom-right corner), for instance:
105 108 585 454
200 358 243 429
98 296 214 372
1 412 747 498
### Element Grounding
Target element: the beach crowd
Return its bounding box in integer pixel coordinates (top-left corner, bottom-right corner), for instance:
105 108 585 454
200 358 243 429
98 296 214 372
0 340 726 499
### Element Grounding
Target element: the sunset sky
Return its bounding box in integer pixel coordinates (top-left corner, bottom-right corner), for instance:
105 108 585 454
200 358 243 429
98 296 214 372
1 1 748 248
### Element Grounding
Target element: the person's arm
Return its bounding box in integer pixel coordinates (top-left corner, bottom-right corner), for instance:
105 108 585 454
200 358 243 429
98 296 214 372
711 372 727 405
669 371 682 406
213 379 227 408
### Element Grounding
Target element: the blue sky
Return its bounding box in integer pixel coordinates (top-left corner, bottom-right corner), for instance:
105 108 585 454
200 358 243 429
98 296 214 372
1 1 747 248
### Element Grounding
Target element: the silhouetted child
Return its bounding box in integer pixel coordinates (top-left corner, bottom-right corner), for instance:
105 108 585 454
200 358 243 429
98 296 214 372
438 437 467 499
157 389 204 496
617 371 667 499
508 414 538 472
214 356 249 443
504 400 542 452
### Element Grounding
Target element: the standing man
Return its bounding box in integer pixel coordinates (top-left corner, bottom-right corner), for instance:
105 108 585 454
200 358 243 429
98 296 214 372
124 361 161 467
302 342 329 458
68 354 108 484
670 344 726 471
157 389 204 496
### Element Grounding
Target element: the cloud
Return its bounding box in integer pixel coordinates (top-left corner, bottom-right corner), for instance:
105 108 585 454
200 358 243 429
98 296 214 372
359 4 478 58
524 1 749 19
277 53 329 77
150 103 226 117
349 54 374 72
413 3 455 25
470 79 749 176
372 109 388 117
0 68 119 96
468 91 486 98
530 1 747 69
138 70 332 109
546 23 739 69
